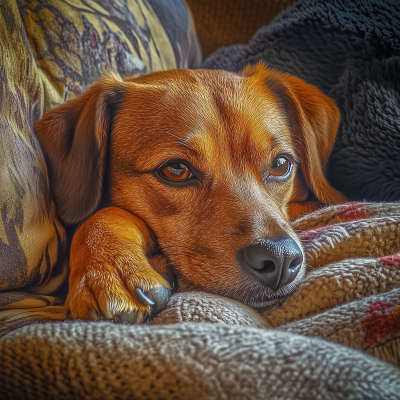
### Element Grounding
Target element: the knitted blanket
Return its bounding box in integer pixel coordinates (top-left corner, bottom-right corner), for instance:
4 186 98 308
1 322 399 400
152 202 400 366
202 0 400 202
1 202 400 399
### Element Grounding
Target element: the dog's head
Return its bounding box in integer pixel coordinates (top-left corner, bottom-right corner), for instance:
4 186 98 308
34 64 344 309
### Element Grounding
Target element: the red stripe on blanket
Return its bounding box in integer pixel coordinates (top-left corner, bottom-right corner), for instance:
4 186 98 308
362 301 400 349
298 221 355 243
298 228 325 242
337 202 367 221
378 253 400 269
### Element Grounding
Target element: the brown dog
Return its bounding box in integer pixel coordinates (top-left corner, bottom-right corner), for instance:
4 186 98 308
34 63 345 323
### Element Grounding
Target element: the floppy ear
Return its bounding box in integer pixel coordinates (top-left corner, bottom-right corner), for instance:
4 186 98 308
242 64 346 206
34 73 125 224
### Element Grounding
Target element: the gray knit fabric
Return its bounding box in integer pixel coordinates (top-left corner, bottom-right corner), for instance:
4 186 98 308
201 0 400 201
153 289 400 367
1 321 400 400
150 291 271 328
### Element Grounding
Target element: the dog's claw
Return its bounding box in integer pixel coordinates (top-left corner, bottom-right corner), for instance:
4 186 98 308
115 287 168 325
135 288 155 306
145 286 169 315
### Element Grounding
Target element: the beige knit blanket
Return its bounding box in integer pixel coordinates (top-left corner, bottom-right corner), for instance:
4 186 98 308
1 202 400 399
153 202 400 364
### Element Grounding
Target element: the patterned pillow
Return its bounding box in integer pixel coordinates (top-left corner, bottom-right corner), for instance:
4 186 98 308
0 0 201 333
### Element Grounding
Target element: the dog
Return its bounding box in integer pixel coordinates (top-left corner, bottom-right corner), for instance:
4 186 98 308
34 63 345 323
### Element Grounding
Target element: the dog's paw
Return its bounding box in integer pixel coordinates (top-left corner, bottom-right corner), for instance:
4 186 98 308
65 207 171 324
66 267 170 323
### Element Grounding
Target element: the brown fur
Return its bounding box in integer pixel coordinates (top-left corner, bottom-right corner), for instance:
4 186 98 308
34 64 345 321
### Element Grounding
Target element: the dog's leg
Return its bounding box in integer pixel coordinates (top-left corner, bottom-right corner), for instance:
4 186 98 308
66 206 170 323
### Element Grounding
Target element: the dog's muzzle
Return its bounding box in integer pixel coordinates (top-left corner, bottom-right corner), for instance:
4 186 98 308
237 237 303 291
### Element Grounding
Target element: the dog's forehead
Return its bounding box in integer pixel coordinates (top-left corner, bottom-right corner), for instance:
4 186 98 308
175 70 295 169
118 69 295 170
186 69 291 141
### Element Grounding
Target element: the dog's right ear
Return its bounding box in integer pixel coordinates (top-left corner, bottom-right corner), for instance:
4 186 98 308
34 73 126 224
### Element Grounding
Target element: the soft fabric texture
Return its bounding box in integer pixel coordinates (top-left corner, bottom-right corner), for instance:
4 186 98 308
152 202 400 367
151 291 271 328
1 322 400 400
271 202 400 366
0 0 201 325
1 202 400 399
0 0 69 315
202 0 400 202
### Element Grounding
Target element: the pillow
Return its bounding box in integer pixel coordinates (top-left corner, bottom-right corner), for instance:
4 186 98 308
0 0 69 318
0 0 201 335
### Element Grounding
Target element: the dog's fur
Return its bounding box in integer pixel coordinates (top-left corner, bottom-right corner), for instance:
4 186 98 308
34 64 345 321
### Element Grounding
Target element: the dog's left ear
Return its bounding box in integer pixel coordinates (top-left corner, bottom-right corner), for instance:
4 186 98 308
34 73 126 224
242 64 346 206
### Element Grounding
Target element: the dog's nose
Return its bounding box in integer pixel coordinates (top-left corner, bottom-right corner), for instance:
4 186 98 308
237 237 303 291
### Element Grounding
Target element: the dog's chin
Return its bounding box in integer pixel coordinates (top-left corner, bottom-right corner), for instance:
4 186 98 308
240 262 307 313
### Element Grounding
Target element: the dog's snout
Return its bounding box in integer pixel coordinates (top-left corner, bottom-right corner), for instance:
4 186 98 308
238 237 303 291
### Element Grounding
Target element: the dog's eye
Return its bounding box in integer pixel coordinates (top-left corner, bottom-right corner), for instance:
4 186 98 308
270 157 291 177
160 162 192 181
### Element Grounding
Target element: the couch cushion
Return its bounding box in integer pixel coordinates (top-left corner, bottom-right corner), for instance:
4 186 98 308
0 0 69 312
0 0 201 332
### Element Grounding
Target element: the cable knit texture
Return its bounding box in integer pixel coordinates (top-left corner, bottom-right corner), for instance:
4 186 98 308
1 322 400 400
